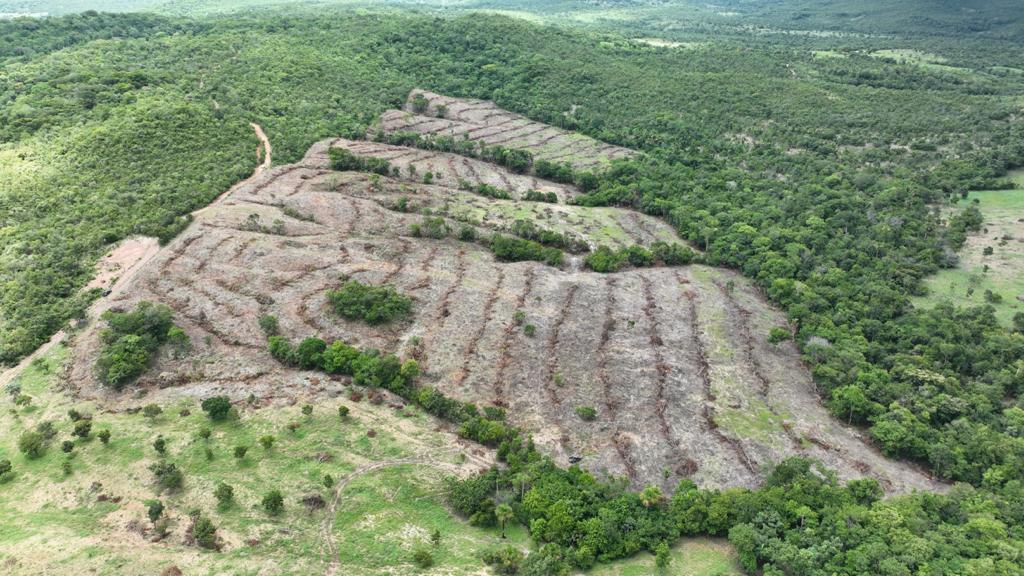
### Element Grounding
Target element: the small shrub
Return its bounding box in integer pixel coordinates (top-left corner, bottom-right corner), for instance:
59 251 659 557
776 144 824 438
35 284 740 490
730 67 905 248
258 315 279 337
201 396 232 421
512 310 526 325
97 429 112 445
262 490 284 516
192 515 219 550
61 440 75 453
149 461 183 492
214 482 234 508
153 436 168 455
338 405 350 419
0 459 12 482
147 499 164 522
259 435 275 450
575 406 597 421
14 394 31 407
412 547 434 569
233 445 249 460
72 419 92 439
768 326 791 344
197 427 212 441
523 324 536 337
323 474 335 489
142 404 163 419
302 404 313 417
458 225 477 241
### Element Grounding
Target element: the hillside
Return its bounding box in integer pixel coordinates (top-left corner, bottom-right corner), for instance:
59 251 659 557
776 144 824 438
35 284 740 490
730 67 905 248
2 6 1024 576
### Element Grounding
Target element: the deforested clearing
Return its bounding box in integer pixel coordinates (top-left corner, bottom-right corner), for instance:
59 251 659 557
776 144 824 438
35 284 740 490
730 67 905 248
64 100 941 495
372 90 637 172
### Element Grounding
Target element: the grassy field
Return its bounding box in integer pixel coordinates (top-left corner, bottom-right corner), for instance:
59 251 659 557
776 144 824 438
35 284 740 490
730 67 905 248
0 342 736 575
0 343 516 575
916 170 1024 326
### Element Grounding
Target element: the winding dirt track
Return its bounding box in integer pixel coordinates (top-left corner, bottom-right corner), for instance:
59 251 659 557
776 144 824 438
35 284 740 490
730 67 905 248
0 123 271 390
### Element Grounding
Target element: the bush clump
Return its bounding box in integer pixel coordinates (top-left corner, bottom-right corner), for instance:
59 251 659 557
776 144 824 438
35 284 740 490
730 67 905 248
95 302 187 389
490 234 563 267
328 280 413 325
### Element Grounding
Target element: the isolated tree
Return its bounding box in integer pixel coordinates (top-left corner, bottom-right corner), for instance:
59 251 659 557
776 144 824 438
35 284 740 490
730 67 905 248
153 436 167 456
201 396 232 421
192 515 218 550
214 482 234 509
147 499 164 523
323 474 335 489
149 461 183 492
338 405 350 419
495 503 514 539
17 431 45 459
262 489 284 516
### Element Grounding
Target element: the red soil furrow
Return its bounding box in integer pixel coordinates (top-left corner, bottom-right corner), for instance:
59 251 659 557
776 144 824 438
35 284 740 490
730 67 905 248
479 123 552 147
527 130 575 151
711 279 806 453
295 278 338 334
193 235 234 273
460 156 483 186
420 247 469 375
285 170 332 198
480 110 518 124
598 277 619 413
247 165 304 198
228 237 259 265
159 231 205 274
390 115 452 133
597 277 638 482
616 211 659 245
613 431 640 481
452 267 505 390
640 275 675 448
461 115 521 137
678 271 757 476
344 197 362 238
542 283 579 408
494 166 515 194
445 103 494 122
381 238 412 285
418 121 475 138
492 266 536 406
539 136 601 163
433 248 468 323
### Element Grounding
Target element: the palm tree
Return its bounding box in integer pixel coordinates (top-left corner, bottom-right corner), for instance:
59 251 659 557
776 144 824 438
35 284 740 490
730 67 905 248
495 503 514 539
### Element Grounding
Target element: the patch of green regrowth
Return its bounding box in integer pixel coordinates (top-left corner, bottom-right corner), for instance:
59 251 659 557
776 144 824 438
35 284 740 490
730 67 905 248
328 280 414 325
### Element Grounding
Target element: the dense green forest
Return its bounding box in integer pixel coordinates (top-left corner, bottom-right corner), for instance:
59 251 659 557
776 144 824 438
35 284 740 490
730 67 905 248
3 5 1024 574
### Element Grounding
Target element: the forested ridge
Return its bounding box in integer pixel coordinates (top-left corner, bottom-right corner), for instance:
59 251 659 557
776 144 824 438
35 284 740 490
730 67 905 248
3 9 1024 574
